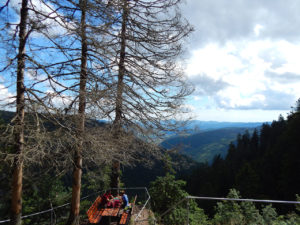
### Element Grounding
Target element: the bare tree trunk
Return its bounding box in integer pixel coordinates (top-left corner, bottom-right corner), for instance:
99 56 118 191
110 160 120 194
66 0 87 224
110 0 129 193
10 1 28 224
114 0 128 126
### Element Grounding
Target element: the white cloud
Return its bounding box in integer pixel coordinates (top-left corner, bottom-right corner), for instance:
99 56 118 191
182 0 300 47
10 0 74 38
181 104 196 112
254 24 264 36
0 83 15 109
181 0 300 120
185 38 300 114
190 108 288 122
45 90 73 110
186 43 244 80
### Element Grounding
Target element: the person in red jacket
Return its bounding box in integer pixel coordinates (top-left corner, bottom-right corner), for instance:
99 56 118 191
100 190 113 207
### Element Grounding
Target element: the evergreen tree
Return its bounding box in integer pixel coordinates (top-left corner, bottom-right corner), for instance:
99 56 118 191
186 100 300 215
150 154 208 225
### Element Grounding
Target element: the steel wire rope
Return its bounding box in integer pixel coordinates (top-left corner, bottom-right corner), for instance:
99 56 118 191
0 189 105 224
137 196 300 224
186 196 300 204
134 187 151 222
0 187 151 224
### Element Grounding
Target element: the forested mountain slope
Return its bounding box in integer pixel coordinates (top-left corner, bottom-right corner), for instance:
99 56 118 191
122 152 198 187
161 127 256 163
184 107 300 214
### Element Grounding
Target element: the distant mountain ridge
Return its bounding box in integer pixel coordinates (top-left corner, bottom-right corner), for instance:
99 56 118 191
161 125 263 164
184 120 265 131
0 110 264 164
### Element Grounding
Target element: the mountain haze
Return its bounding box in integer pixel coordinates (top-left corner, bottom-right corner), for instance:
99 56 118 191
184 120 264 131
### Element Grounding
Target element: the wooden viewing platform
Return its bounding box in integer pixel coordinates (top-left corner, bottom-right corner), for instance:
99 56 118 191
86 195 136 225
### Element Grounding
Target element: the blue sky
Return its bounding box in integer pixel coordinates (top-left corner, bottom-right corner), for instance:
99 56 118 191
0 0 84 111
1 0 300 122
180 0 300 122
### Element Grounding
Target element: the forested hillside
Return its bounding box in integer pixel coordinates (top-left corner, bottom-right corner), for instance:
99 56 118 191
183 103 300 215
161 127 256 163
1 109 300 224
122 151 198 187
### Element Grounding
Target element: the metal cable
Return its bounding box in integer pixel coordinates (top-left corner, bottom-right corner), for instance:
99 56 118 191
3 190 298 224
0 187 148 224
134 187 151 222
187 196 300 204
0 189 105 224
152 195 300 224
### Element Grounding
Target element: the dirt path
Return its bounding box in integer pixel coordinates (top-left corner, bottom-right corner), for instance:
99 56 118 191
132 206 154 225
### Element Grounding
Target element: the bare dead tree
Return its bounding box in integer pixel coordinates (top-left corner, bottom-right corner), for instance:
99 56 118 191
66 0 87 223
0 0 10 13
18 1 118 223
9 1 29 224
109 0 130 193
102 0 194 190
0 1 85 224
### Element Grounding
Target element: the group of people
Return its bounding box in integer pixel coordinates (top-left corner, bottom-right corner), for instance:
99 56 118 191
100 190 129 209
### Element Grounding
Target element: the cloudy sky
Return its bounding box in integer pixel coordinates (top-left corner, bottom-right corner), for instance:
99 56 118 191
181 0 300 122
1 0 300 122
